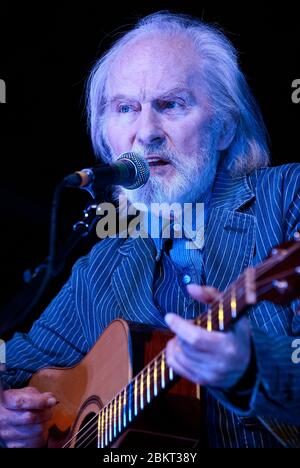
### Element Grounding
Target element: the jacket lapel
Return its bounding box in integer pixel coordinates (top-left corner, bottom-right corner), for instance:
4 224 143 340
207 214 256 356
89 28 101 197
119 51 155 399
205 171 256 291
111 171 257 323
111 236 166 327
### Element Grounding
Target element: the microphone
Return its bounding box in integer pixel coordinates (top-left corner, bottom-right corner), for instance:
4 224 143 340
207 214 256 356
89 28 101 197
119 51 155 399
63 152 150 191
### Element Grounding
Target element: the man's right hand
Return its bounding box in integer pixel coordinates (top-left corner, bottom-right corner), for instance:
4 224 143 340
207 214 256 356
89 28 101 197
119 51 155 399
0 386 57 448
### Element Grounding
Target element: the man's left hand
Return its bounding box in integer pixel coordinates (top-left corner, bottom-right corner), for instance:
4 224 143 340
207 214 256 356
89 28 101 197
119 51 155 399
165 284 252 388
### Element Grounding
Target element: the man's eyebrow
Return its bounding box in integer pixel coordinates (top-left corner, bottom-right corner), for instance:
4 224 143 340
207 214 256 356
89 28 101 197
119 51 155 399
108 95 137 104
158 87 193 98
107 88 194 104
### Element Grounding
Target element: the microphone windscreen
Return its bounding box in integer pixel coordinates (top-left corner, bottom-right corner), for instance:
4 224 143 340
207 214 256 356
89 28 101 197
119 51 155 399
116 152 150 189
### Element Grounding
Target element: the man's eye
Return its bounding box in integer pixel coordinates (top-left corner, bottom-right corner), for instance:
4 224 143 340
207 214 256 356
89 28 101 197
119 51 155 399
165 101 179 109
160 100 185 111
118 104 132 113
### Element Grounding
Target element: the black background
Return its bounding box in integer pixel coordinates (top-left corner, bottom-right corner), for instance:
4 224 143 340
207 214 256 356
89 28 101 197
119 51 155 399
0 2 299 336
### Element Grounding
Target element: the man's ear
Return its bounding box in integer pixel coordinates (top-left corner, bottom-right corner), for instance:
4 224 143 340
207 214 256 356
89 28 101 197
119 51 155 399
216 117 237 151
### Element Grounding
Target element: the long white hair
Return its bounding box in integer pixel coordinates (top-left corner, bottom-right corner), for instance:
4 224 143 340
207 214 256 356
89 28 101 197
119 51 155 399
86 12 270 175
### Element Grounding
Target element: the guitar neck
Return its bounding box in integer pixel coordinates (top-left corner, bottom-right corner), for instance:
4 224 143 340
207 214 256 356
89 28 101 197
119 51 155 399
59 235 300 448
196 268 257 332
93 268 257 448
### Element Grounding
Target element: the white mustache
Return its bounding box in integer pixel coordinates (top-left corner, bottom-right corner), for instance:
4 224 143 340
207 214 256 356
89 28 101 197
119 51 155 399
132 147 179 166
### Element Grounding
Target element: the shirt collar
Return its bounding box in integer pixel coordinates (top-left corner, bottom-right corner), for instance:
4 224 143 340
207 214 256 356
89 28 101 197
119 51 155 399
148 203 208 261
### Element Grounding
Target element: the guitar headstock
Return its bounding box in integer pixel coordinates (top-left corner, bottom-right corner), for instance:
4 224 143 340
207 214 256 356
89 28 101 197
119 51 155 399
255 232 300 305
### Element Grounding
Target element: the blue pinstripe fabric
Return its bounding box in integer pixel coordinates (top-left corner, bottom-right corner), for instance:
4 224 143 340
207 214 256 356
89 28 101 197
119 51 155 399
2 164 300 447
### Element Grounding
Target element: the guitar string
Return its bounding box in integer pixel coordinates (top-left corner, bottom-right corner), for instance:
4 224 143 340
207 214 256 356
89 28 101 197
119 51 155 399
73 364 176 448
63 280 253 448
67 249 298 447
70 261 278 442
255 243 300 278
63 260 299 447
63 290 236 448
75 273 278 448
71 271 294 449
62 276 254 448
253 268 299 289
62 349 170 448
250 240 300 278
73 282 272 448
62 339 170 446
64 362 174 448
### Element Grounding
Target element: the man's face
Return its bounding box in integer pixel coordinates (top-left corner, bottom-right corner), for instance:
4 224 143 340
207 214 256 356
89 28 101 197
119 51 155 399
104 33 221 205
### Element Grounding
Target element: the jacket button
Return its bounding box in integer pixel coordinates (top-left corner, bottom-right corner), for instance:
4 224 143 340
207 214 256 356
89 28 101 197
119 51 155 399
183 274 191 285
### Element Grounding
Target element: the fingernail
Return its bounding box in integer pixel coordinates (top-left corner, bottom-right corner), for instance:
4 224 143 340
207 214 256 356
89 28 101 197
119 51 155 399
165 314 173 325
47 397 57 406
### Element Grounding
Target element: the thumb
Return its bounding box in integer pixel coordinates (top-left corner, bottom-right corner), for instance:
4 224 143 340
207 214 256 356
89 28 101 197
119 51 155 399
187 284 221 304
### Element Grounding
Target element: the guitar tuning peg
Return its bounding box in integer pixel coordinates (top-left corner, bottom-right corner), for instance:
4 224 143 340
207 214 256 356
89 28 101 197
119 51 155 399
294 232 300 241
271 246 288 256
271 247 287 256
273 280 289 293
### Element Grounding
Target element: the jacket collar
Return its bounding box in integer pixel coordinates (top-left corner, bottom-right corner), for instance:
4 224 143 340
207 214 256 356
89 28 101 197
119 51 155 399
210 170 256 211
117 170 256 259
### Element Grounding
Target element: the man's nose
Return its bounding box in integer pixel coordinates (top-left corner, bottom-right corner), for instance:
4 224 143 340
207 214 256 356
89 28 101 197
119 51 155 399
135 108 166 147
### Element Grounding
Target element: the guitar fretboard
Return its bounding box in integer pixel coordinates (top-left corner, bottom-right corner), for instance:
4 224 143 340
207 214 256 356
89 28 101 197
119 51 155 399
71 269 256 448
58 235 300 449
96 349 174 448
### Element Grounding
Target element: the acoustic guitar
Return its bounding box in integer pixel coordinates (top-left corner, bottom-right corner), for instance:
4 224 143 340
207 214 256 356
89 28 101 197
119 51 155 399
29 234 300 448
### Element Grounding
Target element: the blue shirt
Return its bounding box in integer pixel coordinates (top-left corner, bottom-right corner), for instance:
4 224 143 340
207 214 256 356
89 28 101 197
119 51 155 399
2 165 300 447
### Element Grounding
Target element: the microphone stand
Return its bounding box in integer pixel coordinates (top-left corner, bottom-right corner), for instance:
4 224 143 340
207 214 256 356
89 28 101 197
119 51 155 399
0 183 101 338
24 201 99 283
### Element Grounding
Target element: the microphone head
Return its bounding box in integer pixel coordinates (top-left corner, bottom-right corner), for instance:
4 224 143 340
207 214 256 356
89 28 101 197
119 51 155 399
116 152 150 189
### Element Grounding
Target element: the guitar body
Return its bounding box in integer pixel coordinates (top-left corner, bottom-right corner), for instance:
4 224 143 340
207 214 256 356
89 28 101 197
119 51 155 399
29 319 201 448
26 236 300 448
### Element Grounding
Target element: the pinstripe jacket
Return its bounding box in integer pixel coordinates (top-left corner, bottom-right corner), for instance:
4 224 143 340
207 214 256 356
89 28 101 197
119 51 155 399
2 164 300 447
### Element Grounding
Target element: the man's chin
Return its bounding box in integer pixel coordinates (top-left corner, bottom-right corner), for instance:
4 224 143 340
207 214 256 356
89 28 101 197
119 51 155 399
126 191 191 208
148 163 173 178
122 175 207 206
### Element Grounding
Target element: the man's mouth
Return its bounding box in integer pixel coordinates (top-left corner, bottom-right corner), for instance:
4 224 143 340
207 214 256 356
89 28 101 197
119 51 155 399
146 156 170 167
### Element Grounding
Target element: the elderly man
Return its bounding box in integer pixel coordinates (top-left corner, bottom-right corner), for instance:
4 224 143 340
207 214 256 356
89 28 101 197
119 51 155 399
0 12 299 448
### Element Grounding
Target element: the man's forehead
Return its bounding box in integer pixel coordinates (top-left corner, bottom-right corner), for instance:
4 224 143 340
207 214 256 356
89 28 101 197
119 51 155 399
106 33 202 99
115 32 198 64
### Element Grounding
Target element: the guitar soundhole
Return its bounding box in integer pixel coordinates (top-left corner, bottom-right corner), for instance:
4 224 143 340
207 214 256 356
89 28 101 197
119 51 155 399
74 413 98 448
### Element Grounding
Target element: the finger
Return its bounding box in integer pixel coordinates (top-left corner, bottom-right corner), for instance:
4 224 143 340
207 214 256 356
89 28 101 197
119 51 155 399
167 336 215 371
11 408 53 427
186 284 221 304
6 435 48 449
0 378 4 404
0 406 53 428
0 423 47 441
166 339 225 386
3 390 57 411
166 340 206 384
178 338 216 361
165 313 220 351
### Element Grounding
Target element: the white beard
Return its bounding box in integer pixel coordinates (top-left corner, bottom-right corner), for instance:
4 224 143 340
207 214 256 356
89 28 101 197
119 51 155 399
120 136 220 207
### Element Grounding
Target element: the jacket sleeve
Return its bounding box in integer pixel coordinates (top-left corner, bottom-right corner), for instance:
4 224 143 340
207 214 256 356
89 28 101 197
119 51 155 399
245 326 300 425
0 258 90 390
209 164 300 426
